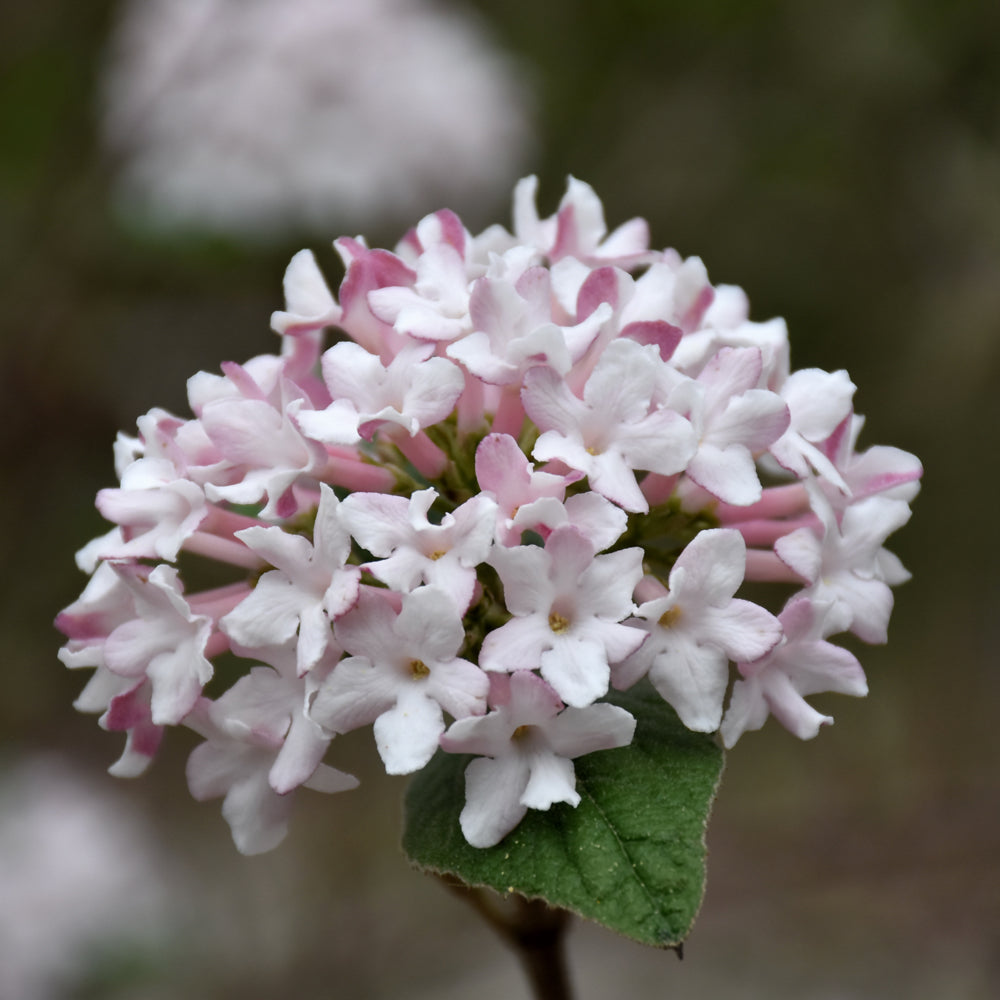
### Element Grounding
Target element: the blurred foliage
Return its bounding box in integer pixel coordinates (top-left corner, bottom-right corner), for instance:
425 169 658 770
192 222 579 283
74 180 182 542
1 0 998 996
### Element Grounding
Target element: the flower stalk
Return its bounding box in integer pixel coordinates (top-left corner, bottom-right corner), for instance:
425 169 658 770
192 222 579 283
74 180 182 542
440 876 573 1000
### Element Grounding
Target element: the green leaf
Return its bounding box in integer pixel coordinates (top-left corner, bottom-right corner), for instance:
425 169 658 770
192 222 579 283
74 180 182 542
402 682 725 948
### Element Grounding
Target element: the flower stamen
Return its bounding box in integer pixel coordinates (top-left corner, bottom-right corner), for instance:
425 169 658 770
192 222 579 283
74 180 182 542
658 606 682 628
548 611 571 633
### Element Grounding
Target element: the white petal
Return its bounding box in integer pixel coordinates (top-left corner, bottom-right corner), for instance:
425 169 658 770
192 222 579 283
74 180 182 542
720 678 771 748
308 657 397 735
374 692 444 774
395 587 465 662
521 752 578 810
268 709 330 794
339 492 412 556
686 443 762 506
671 528 746 605
701 599 782 663
221 573 304 649
479 616 551 673
775 527 822 582
782 368 855 440
271 249 340 335
547 702 636 757
540 636 610 707
647 633 729 732
223 771 293 856
459 755 530 848
761 670 833 741
426 658 490 720
489 544 554 618
296 400 362 445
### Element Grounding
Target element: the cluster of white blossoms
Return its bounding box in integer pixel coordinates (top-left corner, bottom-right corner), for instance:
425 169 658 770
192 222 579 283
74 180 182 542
57 178 921 853
101 0 532 237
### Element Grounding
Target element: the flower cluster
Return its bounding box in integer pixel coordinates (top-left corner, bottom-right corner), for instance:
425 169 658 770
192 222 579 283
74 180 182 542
57 177 921 853
101 0 532 237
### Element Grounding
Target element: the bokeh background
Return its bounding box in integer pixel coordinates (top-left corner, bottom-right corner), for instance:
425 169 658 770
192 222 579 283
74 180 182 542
2 0 998 997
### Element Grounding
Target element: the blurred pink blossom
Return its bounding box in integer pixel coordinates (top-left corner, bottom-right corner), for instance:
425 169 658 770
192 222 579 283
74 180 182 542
101 0 534 237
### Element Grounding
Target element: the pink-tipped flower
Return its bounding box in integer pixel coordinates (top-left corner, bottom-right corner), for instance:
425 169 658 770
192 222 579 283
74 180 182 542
721 597 868 746
775 487 912 644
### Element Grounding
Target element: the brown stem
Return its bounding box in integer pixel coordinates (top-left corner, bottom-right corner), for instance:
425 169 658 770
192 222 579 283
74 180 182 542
438 875 574 1000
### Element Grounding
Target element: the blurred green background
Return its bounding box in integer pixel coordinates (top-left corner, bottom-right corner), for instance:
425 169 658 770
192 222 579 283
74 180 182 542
1 0 998 997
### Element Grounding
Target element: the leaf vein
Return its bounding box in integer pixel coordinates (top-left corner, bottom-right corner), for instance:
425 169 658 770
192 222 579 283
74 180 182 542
578 778 662 920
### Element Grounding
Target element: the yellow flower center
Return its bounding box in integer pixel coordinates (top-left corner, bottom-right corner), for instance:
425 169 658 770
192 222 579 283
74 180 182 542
548 612 571 633
658 606 682 628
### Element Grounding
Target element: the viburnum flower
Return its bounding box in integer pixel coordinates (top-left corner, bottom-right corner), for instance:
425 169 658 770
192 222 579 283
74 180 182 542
58 175 920 859
219 484 360 675
612 528 782 732
482 525 645 707
720 597 868 746
440 671 636 848
774 486 913 644
308 586 489 774
339 489 497 613
667 345 790 506
524 338 697 512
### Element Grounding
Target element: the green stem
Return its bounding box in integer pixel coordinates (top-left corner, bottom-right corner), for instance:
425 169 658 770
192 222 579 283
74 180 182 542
439 876 574 1000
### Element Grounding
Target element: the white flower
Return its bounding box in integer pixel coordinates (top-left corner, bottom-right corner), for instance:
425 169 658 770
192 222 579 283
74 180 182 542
297 341 465 444
340 488 497 613
199 373 329 519
101 563 214 726
309 588 489 774
221 485 361 674
511 175 653 266
368 237 473 343
185 643 357 854
270 249 342 383
440 671 636 848
721 598 867 746
270 249 342 338
482 525 645 707
769 367 856 490
613 529 782 732
447 253 608 385
524 338 697 513
94 457 207 562
775 489 912 644
667 346 790 506
473 432 570 544
819 412 923 506
58 174 919 854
